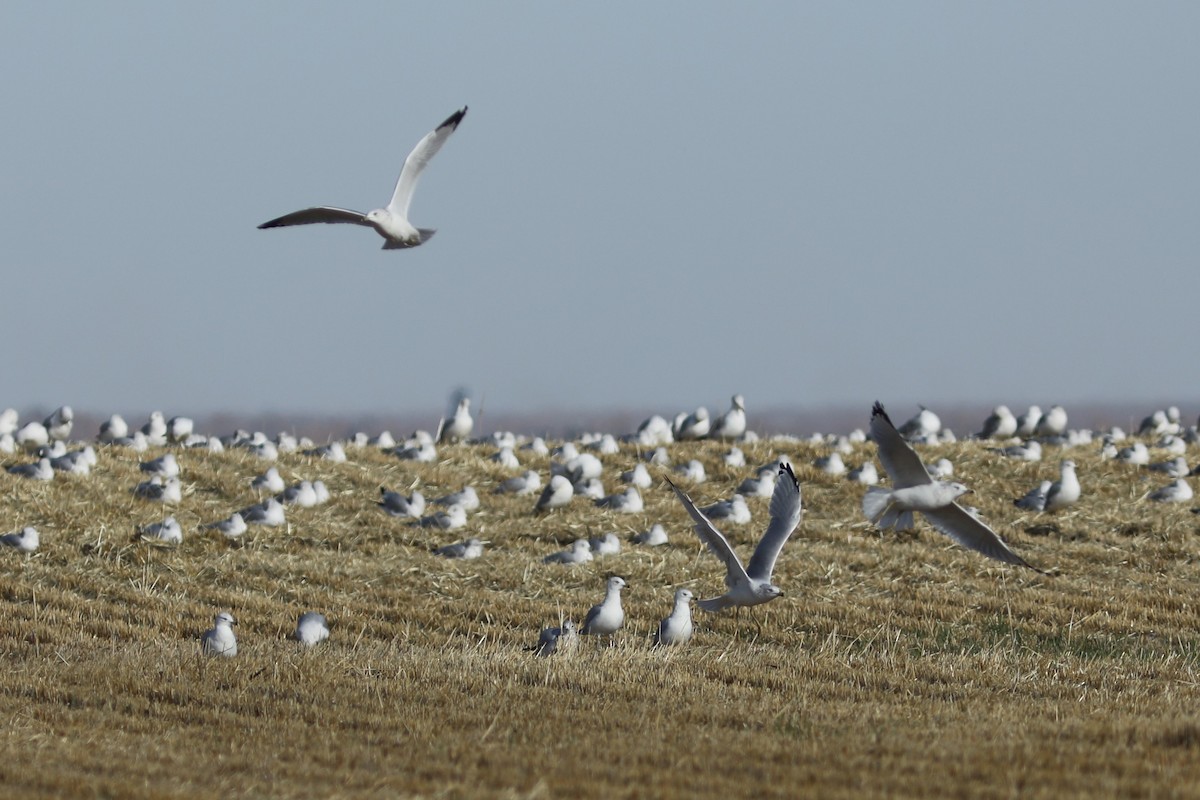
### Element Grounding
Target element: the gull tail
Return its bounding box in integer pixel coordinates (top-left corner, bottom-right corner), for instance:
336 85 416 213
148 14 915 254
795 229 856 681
381 228 437 250
862 487 893 525
696 596 734 613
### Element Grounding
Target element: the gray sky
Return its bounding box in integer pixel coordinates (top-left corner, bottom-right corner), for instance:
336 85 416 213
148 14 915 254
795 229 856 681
2 3 1197 420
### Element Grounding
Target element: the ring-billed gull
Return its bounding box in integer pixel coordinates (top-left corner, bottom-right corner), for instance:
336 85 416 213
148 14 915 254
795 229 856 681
669 461 802 615
137 516 182 545
416 504 466 530
699 494 751 525
543 539 594 565
167 416 194 443
201 612 238 657
977 405 1018 440
433 485 479 512
8 457 54 481
0 408 17 437
594 487 644 513
654 588 694 646
434 537 485 559
139 453 180 478
251 467 286 494
16 421 49 452
1015 406 1042 437
378 487 426 518
0 526 39 553
1035 405 1069 438
620 463 652 489
581 576 626 645
1013 480 1052 512
587 532 621 556
293 612 330 647
848 461 879 485
1149 456 1190 479
674 407 711 441
531 620 579 658
241 497 286 526
437 396 474 443
863 402 1044 573
1146 479 1193 503
710 395 747 440
258 107 467 249
535 475 574 512
674 459 706 483
1044 459 1080 512
203 512 248 539
495 470 542 496
133 476 182 503
897 406 940 441
43 406 73 442
814 452 846 476
632 523 669 546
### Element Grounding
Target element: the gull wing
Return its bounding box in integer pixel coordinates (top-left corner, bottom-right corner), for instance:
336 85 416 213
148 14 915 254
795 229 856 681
668 479 750 590
386 106 467 220
746 461 803 582
870 402 933 489
257 207 371 228
921 503 1046 573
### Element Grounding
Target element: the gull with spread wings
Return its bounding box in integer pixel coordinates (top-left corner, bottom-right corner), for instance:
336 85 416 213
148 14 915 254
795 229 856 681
258 106 467 249
863 401 1045 573
669 461 802 615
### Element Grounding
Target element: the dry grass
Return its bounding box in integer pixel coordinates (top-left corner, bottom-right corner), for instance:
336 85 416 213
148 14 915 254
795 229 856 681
1 431 1199 798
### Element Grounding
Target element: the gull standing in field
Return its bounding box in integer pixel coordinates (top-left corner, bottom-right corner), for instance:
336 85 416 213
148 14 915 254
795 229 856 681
977 405 1018 440
595 487 644 513
848 461 879 485
532 620 579 658
723 447 746 468
201 612 238 657
1015 406 1043 438
98 414 128 443
669 461 802 617
0 409 17 437
8 458 54 481
621 463 652 489
863 402 1043 572
0 527 39 553
814 452 846 476
581 576 627 645
898 406 941 441
699 494 751 525
654 588 694 646
43 406 73 442
1146 479 1193 503
1044 459 1081 512
710 395 747 440
543 539 594 565
434 537 486 559
495 470 542 495
437 397 474 443
378 487 426 518
137 516 182 545
737 470 777 498
1035 405 1069 438
632 523 669 546
241 497 286 526
992 440 1042 462
203 512 248 539
1149 456 1190 479
417 504 466 530
433 485 480 512
588 532 621 556
535 475 574 512
134 476 182 503
140 453 180 478
279 480 319 507
1014 481 1053 512
258 106 467 249
251 467 286 494
16 422 48 453
141 412 168 446
674 407 711 441
293 612 330 647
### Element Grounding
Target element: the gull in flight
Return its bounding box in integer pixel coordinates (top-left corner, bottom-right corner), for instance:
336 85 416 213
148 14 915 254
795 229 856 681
258 106 467 249
863 402 1044 573
669 461 802 616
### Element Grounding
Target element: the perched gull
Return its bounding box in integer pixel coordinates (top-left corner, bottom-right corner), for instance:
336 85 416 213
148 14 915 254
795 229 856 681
252 467 287 494
134 476 182 503
1014 480 1053 512
621 463 652 489
991 440 1042 462
737 471 776 498
1035 405 1068 438
814 452 846 476
595 487 644 513
378 487 426 518
434 537 485 559
588 532 621 556
167 416 194 443
1116 443 1151 466
674 408 710 441
279 480 319 507
710 395 747 440
848 462 879 485
8 458 53 481
532 620 578 658
16 422 48 452
632 523 669 546
203 512 248 539
0 526 39 553
1044 459 1081 512
43 406 73 442
654 588 694 646
137 516 182 545
581 576 627 644
534 475 574 512
674 459 706 484
201 612 238 657
258 106 467 249
417 504 466 530
722 447 746 468
0 408 18 437
925 458 954 480
241 497 286 526
977 405 1018 440
543 539 593 565
433 485 479 512
669 461 802 614
863 402 1043 572
495 470 542 495
140 453 180 478
1146 479 1193 503
1149 456 1190 479
1015 406 1043 437
438 397 474 443
293 612 330 647
699 494 751 525
897 406 941 441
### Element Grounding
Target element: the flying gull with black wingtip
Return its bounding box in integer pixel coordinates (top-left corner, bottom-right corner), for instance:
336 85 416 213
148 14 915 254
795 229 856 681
863 401 1045 573
258 106 467 249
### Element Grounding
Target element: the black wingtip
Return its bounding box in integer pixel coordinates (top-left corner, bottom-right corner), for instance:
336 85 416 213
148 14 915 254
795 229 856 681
777 460 799 491
871 401 890 424
440 106 468 131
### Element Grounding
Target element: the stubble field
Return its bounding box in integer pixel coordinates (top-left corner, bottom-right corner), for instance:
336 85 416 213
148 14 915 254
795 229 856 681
0 422 1198 798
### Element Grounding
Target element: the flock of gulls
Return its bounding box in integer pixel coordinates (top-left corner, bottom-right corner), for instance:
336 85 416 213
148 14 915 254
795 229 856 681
3 394 1198 659
8 109 1196 657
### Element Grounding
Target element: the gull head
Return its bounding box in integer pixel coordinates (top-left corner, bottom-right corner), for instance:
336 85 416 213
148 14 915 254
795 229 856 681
761 584 783 600
214 611 236 628
944 482 973 501
365 209 389 226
